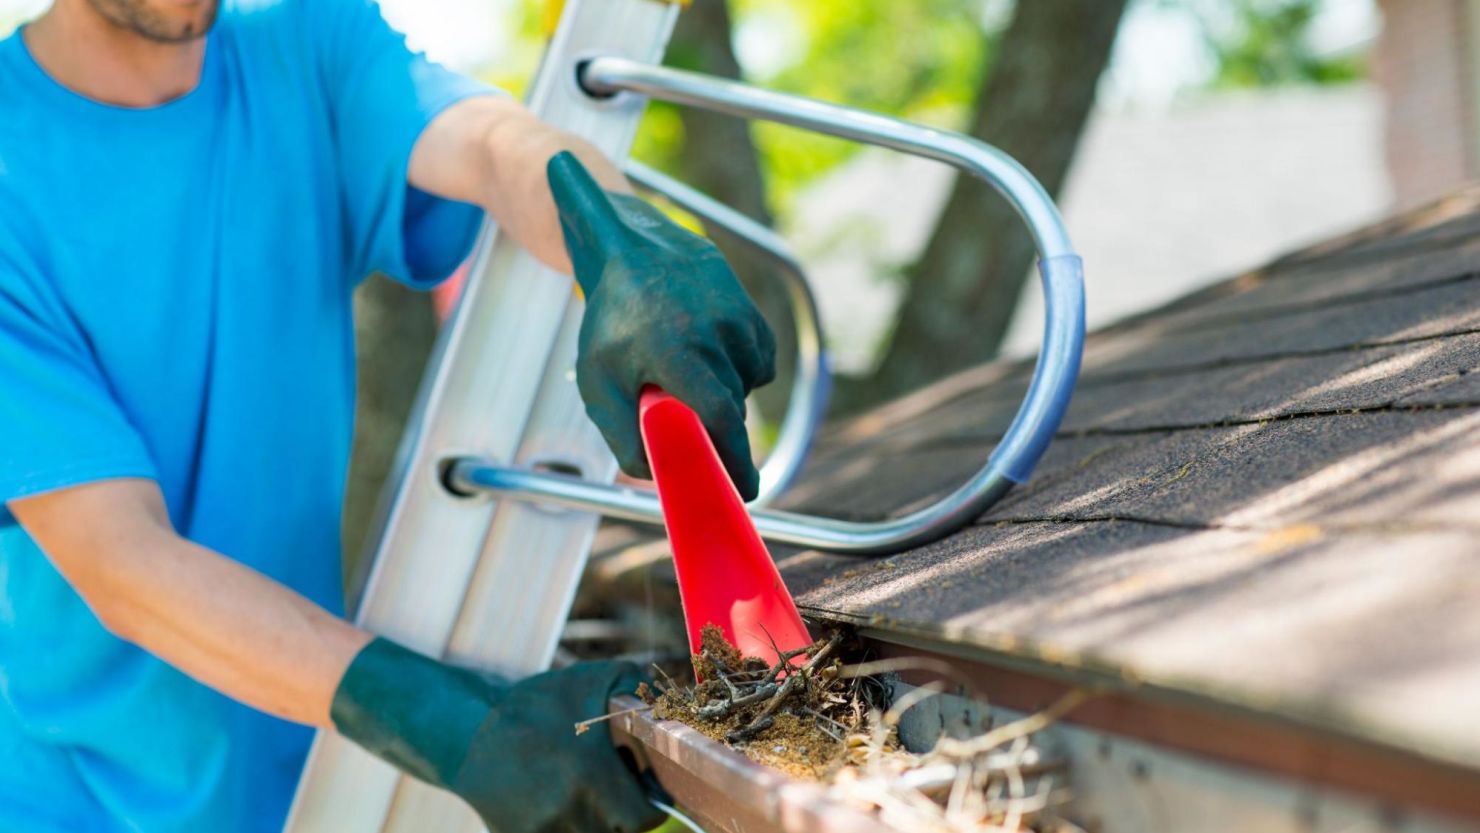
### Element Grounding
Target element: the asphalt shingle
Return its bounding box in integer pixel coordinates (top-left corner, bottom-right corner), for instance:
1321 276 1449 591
772 198 1480 770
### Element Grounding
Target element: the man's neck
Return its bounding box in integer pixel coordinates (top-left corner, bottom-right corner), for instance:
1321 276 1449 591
24 1 206 108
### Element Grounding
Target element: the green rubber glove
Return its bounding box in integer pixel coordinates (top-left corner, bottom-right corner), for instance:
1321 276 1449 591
332 638 661 833
548 151 777 501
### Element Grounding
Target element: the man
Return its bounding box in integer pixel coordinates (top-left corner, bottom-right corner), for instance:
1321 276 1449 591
0 0 775 831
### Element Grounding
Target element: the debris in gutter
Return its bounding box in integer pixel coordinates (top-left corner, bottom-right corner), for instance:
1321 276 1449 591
628 624 1085 832
643 624 858 779
830 685 1086 833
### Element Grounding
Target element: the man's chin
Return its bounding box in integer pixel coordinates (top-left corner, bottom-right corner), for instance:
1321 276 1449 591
154 5 219 42
87 0 220 44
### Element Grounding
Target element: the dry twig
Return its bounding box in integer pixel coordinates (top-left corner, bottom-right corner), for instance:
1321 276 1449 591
572 704 652 736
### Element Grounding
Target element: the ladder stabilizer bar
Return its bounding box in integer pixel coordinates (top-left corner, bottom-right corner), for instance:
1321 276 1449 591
447 456 1009 556
449 56 1087 555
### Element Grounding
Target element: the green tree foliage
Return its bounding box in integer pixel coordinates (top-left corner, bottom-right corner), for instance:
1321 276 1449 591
733 0 996 209
486 0 555 96
1189 0 1364 88
634 0 1000 213
489 1 1000 214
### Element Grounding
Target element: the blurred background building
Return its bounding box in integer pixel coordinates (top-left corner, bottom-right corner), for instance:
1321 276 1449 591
1376 0 1480 211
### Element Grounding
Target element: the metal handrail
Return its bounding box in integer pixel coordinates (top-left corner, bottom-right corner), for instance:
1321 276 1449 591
622 160 829 506
444 58 1086 555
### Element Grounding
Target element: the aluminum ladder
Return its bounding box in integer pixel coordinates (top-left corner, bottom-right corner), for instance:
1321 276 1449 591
284 0 1085 830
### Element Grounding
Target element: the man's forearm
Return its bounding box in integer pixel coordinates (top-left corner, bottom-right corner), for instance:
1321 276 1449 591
96 532 372 728
409 95 631 275
10 479 370 728
479 97 633 274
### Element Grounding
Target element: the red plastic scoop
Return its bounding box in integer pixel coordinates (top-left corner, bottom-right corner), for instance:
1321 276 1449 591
638 387 812 671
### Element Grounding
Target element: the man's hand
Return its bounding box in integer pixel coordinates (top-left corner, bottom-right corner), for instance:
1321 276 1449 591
332 639 662 833
411 99 777 499
548 152 777 500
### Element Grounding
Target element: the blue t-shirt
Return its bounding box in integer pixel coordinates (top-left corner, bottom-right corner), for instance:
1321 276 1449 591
0 2 490 830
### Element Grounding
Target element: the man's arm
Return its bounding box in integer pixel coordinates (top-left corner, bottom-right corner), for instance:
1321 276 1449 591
9 479 370 728
10 479 659 831
408 95 631 275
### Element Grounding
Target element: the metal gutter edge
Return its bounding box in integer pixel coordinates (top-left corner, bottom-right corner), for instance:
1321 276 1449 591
855 630 1480 827
608 696 894 833
803 611 1480 780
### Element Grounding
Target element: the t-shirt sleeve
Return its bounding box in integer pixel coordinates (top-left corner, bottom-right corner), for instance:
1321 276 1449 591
307 0 498 288
0 269 156 509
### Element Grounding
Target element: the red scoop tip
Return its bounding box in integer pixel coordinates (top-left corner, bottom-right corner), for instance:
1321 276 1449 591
638 387 811 671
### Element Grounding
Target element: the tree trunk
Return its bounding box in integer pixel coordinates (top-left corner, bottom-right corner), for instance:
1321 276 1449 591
841 0 1128 412
342 275 438 598
667 0 793 422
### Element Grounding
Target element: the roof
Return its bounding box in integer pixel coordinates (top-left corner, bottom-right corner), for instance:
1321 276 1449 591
766 189 1480 772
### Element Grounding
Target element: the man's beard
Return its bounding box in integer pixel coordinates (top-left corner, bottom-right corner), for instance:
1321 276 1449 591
84 0 219 43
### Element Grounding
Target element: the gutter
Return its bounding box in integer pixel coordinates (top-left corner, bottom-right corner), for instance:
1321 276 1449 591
609 695 894 833
609 627 1480 833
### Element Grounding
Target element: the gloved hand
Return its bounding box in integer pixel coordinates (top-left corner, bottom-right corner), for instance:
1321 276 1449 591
548 151 777 501
332 638 662 833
